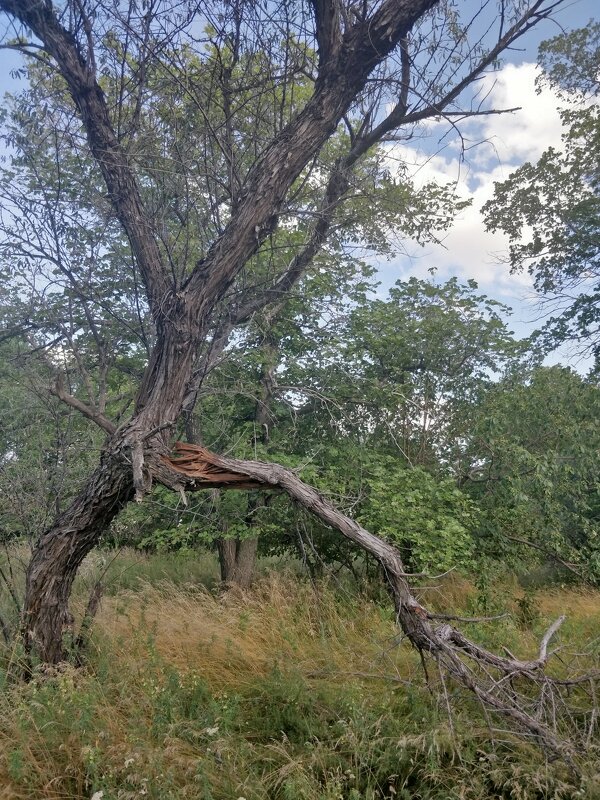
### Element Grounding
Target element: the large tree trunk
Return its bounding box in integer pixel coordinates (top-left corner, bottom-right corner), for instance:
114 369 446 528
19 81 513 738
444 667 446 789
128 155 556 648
23 451 133 664
22 323 198 664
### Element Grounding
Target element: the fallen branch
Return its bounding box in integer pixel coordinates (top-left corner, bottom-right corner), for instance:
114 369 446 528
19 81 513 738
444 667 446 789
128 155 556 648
162 443 589 766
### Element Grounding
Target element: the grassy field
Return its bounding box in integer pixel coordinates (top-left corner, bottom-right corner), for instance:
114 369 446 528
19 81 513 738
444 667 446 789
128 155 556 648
0 551 599 799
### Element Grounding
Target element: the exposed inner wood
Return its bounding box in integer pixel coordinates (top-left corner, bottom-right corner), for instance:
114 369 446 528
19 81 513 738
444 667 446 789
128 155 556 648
164 442 266 489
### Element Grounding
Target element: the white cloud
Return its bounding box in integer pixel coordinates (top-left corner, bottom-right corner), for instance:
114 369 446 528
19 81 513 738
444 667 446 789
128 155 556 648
473 63 565 167
379 62 567 316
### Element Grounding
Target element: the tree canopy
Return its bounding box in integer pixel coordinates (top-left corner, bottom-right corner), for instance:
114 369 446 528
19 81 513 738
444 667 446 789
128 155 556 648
483 22 600 365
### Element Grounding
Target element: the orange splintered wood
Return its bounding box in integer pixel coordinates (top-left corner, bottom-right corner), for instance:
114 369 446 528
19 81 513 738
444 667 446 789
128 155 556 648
162 442 265 489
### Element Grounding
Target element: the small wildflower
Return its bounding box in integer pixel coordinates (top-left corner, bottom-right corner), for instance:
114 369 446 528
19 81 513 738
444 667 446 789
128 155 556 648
205 726 219 736
91 792 104 800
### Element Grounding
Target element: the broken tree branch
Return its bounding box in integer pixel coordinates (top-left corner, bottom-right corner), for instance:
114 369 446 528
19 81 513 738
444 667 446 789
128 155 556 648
50 375 117 435
160 442 584 764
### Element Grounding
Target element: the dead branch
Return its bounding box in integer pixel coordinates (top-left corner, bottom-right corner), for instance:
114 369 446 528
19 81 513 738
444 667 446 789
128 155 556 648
162 442 588 765
539 616 566 662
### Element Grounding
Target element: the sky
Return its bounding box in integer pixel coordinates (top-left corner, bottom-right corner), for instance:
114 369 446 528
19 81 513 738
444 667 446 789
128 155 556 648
372 0 598 368
0 0 597 367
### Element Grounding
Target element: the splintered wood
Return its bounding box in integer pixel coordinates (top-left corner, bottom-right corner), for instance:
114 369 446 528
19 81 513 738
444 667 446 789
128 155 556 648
163 442 265 489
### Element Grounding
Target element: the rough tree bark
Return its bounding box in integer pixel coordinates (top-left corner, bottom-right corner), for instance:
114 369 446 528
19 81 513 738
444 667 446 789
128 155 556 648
217 537 258 588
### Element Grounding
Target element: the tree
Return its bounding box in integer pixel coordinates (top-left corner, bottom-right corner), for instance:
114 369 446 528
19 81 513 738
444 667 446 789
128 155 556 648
321 278 522 465
0 49 461 583
483 23 600 365
460 366 600 579
0 0 585 759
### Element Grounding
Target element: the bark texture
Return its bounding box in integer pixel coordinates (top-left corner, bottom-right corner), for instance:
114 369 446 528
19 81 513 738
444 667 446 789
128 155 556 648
23 449 133 664
217 537 259 589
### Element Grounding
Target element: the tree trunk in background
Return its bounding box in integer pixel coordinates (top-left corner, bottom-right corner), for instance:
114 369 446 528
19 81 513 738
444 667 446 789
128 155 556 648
218 536 259 588
216 335 276 587
184 414 260 589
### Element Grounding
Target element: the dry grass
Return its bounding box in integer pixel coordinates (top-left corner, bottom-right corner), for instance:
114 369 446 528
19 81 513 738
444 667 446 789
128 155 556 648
97 574 419 689
0 566 598 799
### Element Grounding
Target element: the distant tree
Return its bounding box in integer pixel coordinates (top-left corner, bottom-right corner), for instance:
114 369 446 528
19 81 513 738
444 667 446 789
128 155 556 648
483 24 600 365
460 366 600 580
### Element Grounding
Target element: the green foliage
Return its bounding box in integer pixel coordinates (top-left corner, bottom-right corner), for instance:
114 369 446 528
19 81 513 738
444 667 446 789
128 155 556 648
335 278 523 465
483 24 600 363
462 366 600 579
359 462 477 573
0 339 104 541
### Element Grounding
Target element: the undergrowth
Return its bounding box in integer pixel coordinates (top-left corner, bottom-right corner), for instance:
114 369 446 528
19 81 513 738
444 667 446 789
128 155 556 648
0 557 598 799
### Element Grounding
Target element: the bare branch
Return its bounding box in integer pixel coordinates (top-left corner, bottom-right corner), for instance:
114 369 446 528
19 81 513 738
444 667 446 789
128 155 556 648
50 374 117 435
401 1 560 127
539 616 566 662
0 0 172 311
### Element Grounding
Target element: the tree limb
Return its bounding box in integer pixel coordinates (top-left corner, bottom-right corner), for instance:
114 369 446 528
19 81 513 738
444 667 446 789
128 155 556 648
310 0 343 69
181 0 439 314
50 374 116 435
0 0 172 311
158 441 580 764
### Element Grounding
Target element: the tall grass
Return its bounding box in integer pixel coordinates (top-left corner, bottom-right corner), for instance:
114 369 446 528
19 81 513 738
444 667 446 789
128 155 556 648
0 561 597 799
